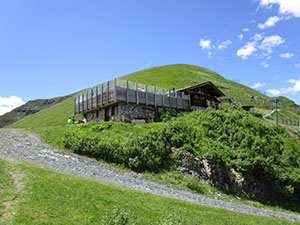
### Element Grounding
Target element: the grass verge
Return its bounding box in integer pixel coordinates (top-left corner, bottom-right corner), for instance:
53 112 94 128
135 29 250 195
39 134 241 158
0 158 299 225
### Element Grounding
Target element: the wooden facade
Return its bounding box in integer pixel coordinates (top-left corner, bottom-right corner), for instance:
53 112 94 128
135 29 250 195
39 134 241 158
177 82 225 109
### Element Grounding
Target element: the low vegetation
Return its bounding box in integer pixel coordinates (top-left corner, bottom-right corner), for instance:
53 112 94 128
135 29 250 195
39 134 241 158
63 107 300 203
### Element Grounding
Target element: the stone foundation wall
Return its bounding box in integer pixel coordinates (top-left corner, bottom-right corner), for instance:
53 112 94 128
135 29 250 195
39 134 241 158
83 102 163 123
117 102 160 122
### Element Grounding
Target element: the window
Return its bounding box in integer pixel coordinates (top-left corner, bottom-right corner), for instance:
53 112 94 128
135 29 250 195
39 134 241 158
112 105 118 116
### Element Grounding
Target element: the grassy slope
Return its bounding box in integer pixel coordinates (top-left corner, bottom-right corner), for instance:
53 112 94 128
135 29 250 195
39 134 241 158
1 158 298 225
7 64 299 129
8 93 82 129
0 95 72 128
121 64 299 119
121 64 266 105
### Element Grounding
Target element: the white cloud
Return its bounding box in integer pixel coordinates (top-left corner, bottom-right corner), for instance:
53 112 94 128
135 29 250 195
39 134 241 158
258 35 285 54
261 61 270 68
295 63 300 68
0 96 25 116
287 79 297 84
252 82 266 89
267 89 281 95
280 52 294 59
258 16 280 29
266 78 300 96
208 52 212 57
252 33 264 41
237 41 257 59
199 38 212 49
260 0 300 18
217 40 232 50
242 28 250 32
238 34 243 41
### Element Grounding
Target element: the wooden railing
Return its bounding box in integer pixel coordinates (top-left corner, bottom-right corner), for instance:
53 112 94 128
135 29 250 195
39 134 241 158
74 78 190 114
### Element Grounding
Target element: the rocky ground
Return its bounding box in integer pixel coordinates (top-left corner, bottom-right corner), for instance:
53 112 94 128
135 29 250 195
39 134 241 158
0 128 300 222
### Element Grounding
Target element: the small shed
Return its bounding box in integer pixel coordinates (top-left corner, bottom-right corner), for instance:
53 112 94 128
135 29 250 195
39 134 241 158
176 82 225 109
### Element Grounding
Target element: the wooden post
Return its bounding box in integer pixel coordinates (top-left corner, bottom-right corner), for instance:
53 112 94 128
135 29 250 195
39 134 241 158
154 86 157 107
188 94 191 109
91 89 93 109
136 82 139 105
101 83 104 106
162 88 165 107
96 86 98 107
176 91 178 110
85 92 88 111
74 97 76 114
145 84 148 105
107 81 109 104
169 90 171 108
81 93 84 112
126 80 129 103
114 78 117 102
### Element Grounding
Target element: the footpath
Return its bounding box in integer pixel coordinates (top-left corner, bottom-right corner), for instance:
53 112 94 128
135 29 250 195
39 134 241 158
0 128 300 222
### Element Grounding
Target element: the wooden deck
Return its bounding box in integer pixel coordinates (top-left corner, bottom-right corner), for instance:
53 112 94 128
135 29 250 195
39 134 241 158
74 79 190 114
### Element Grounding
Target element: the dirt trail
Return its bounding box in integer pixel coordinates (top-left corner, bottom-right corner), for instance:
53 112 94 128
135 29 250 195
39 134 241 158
0 166 24 222
1 128 300 222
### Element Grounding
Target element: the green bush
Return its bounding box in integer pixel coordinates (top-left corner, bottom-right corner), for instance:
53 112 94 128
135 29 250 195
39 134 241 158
64 108 300 201
64 127 173 171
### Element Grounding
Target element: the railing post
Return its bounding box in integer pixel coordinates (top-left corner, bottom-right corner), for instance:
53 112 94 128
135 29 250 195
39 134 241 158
145 84 148 106
107 81 109 104
85 92 88 111
169 90 171 108
96 86 98 107
126 80 129 103
136 82 139 105
162 88 165 107
114 78 117 102
91 89 93 109
101 83 104 106
154 86 157 107
74 97 76 114
176 91 178 110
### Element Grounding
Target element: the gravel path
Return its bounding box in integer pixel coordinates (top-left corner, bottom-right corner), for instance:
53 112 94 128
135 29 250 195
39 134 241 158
1 128 300 222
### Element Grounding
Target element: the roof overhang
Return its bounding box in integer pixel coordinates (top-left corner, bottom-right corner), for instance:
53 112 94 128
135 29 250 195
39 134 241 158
176 81 225 97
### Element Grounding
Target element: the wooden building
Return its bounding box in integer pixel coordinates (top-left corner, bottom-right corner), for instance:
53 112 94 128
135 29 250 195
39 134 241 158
74 79 224 122
177 82 225 110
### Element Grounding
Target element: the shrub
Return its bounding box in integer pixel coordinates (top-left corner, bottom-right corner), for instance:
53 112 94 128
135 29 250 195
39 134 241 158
64 127 174 171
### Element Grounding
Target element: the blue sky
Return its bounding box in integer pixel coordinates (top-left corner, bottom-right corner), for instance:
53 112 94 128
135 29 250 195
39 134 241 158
0 0 300 115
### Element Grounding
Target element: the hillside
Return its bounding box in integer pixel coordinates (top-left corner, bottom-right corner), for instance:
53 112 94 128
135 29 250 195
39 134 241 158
4 64 300 217
121 64 300 120
7 64 300 129
0 95 72 128
8 91 84 129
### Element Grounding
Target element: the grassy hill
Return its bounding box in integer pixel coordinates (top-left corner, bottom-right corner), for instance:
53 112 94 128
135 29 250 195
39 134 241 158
0 95 72 128
7 64 300 129
4 64 300 218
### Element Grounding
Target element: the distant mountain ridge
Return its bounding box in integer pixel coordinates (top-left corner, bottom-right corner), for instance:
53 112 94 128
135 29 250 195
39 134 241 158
0 95 72 128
